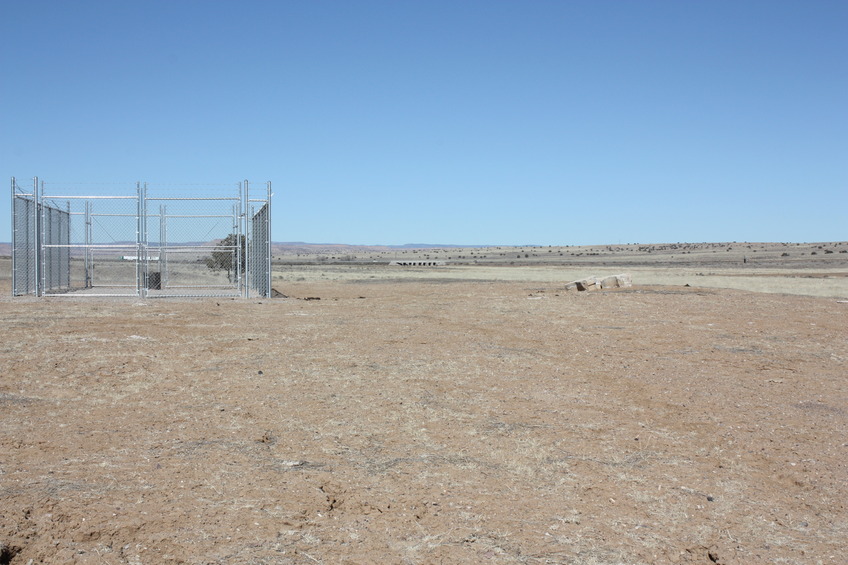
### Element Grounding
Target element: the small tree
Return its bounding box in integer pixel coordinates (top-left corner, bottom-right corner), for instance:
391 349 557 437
205 233 246 282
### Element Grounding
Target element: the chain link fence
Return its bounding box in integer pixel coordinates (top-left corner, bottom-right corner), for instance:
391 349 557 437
11 178 272 298
247 184 271 298
12 178 40 296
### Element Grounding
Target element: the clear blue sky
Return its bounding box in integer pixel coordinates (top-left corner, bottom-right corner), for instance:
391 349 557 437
3 1 846 246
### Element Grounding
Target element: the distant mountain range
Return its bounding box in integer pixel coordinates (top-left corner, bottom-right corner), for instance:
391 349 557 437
270 242 492 254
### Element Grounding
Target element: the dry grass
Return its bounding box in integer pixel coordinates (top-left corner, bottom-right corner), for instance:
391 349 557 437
272 263 848 298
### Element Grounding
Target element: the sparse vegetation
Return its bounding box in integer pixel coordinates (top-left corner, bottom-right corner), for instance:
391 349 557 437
204 233 245 282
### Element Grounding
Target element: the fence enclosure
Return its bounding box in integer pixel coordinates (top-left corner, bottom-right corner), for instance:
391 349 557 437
11 178 272 298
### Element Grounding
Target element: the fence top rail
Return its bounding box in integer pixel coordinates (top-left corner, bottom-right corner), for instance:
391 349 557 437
145 197 240 201
148 214 236 218
42 244 139 248
44 294 141 298
77 213 235 219
155 245 238 251
158 285 238 288
42 195 138 200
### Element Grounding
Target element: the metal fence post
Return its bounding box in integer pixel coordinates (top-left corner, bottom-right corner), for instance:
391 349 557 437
233 201 241 295
10 178 16 296
266 181 272 297
136 182 142 297
159 204 167 289
142 182 149 298
64 200 71 289
243 179 249 299
35 177 42 296
84 200 92 288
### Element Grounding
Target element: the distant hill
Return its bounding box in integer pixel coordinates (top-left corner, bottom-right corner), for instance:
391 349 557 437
393 243 490 249
270 242 489 254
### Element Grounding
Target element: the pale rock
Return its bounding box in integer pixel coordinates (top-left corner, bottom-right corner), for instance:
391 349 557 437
566 274 632 291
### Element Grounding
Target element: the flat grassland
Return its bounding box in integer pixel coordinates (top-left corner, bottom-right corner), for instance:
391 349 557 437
272 241 848 298
1 243 846 564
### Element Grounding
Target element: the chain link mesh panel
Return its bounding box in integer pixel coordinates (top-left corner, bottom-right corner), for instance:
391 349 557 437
144 183 244 298
246 181 272 298
12 178 38 296
40 201 71 293
40 183 141 296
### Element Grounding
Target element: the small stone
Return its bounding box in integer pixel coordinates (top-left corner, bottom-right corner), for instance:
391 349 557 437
281 460 304 467
706 495 714 502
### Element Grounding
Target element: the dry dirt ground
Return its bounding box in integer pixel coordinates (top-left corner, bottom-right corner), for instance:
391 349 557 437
1 272 846 564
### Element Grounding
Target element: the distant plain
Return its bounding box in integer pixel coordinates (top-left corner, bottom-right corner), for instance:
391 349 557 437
270 241 848 299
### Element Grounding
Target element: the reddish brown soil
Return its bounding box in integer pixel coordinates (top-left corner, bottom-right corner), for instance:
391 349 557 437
1 281 846 564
